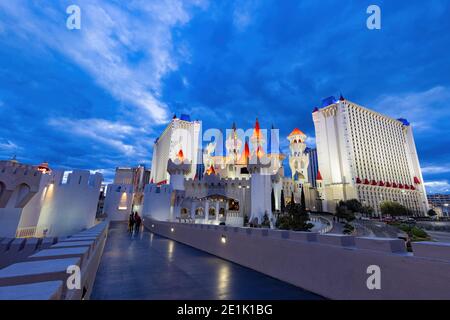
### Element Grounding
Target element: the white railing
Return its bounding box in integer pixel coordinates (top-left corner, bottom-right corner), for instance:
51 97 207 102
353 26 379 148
309 216 333 234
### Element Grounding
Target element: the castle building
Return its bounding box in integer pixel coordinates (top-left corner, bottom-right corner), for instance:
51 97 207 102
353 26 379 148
0 159 103 238
312 96 428 216
142 119 292 227
103 165 151 221
150 114 201 184
283 129 320 211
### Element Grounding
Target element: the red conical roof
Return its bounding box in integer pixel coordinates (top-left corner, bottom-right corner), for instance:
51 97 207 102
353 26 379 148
252 118 262 140
288 128 305 137
316 170 323 180
206 165 216 175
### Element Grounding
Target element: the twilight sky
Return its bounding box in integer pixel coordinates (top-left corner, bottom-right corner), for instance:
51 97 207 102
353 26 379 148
0 0 449 193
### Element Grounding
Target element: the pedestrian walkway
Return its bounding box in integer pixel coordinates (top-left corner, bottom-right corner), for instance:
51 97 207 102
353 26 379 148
91 222 323 300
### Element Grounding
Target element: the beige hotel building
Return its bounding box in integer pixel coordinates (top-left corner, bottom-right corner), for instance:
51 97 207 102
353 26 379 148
312 96 428 216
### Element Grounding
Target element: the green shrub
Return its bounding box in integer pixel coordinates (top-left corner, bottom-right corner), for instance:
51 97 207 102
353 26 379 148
411 227 428 238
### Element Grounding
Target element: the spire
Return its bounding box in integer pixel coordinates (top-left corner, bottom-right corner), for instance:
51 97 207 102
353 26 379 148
253 117 262 140
172 114 177 119
256 145 264 159
316 170 323 181
232 122 236 131
339 93 345 101
239 141 250 164
206 165 216 175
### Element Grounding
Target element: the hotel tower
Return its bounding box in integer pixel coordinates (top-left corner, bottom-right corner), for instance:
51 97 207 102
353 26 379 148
312 96 428 216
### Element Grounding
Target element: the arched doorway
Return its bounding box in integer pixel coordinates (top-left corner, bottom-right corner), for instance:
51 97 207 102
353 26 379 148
195 207 204 218
14 183 31 208
209 207 216 218
180 208 189 218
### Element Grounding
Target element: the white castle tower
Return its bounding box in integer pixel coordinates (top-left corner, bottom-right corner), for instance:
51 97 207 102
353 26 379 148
150 114 201 185
167 149 191 221
248 155 273 225
288 128 309 183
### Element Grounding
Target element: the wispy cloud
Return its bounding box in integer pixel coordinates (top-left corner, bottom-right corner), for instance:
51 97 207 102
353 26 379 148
0 140 21 153
425 180 450 194
373 86 450 132
48 118 148 156
0 0 206 124
422 165 450 175
232 1 259 31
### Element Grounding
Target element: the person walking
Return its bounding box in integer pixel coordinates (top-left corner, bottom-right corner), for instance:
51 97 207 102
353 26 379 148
128 212 135 234
134 212 142 233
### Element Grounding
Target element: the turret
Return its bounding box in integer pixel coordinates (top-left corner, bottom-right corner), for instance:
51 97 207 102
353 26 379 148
225 122 242 164
288 128 309 182
248 154 273 225
167 149 191 191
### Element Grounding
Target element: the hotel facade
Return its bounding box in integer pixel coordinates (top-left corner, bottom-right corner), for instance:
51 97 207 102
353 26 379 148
313 96 428 216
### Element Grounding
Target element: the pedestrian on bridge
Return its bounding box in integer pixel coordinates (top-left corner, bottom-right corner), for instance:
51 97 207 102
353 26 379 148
128 212 135 234
134 212 142 233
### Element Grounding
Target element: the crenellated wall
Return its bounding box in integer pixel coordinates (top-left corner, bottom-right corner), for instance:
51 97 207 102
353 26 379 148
144 219 450 300
0 221 109 300
103 184 133 221
0 160 103 238
142 184 172 221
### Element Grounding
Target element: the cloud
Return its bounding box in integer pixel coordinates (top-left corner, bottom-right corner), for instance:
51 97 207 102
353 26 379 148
48 117 148 156
90 168 115 184
232 1 259 31
305 136 316 148
425 180 450 194
373 86 450 132
422 165 450 175
0 0 206 124
0 140 21 153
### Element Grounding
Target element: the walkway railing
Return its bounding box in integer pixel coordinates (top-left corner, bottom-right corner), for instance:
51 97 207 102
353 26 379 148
309 216 333 234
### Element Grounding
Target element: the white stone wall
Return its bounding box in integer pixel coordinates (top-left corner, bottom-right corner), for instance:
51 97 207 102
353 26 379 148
142 184 172 221
103 184 133 221
147 219 450 300
35 170 103 237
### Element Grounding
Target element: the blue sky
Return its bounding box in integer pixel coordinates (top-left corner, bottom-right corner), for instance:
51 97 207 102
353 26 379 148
0 0 449 193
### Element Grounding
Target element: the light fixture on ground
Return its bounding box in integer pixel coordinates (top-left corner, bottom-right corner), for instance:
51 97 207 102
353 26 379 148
221 235 227 244
171 227 174 232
